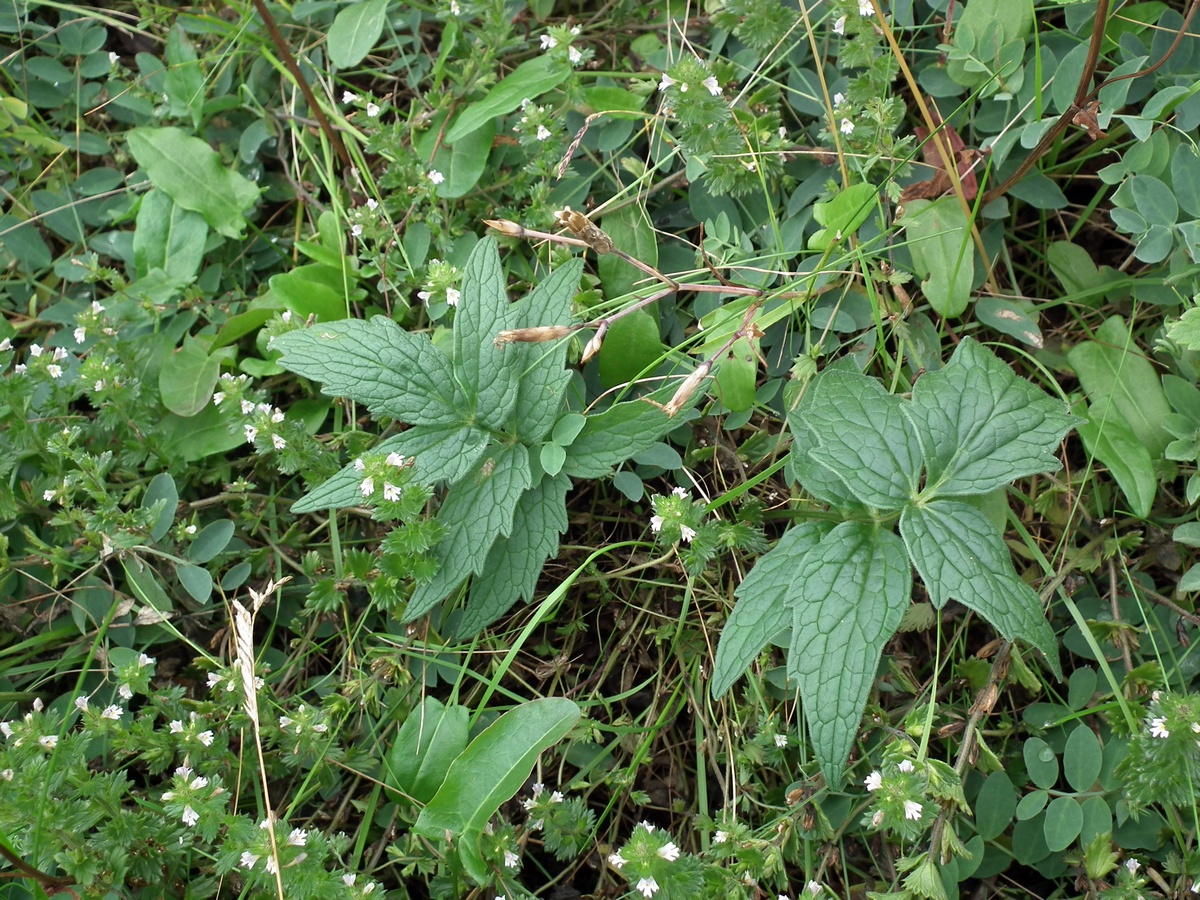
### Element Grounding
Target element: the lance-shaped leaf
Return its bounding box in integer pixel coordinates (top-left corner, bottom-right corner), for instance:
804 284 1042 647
790 369 922 510
788 523 911 786
292 424 490 514
272 317 467 427
383 697 469 804
415 698 580 884
901 499 1061 676
506 258 584 444
906 337 1080 497
455 238 520 430
456 473 570 636
711 520 834 699
404 444 531 621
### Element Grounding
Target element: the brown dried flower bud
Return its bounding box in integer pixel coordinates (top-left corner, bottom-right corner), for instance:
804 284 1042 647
581 321 609 362
493 325 573 346
664 361 712 417
483 218 524 237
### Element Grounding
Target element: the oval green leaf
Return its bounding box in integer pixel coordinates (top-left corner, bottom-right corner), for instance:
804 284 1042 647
1063 724 1103 791
1043 796 1083 851
328 0 389 68
1023 736 1060 789
444 56 570 143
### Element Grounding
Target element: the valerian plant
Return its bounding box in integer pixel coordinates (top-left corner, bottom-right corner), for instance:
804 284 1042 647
713 339 1080 783
271 237 689 634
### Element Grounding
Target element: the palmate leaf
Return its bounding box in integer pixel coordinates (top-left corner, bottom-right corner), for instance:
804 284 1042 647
456 473 571 636
405 444 532 621
787 523 911 785
900 500 1061 676
907 337 1080 496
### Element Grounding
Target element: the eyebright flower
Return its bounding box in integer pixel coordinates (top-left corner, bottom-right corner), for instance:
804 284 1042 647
446 288 461 306
903 799 923 820
536 124 552 141
1150 717 1170 739
241 852 259 869
569 46 583 65
833 92 845 106
383 482 401 502
504 850 519 869
864 771 882 791
897 759 914 773
428 170 445 185
833 14 846 33
1125 858 1140 873
840 118 855 135
182 805 200 827
713 830 728 843
657 842 680 861
702 75 721 96
774 733 789 748
540 34 557 49
342 91 357 103
287 828 308 846
859 0 873 14
366 102 380 117
658 73 675 91
39 735 57 750
608 851 627 869
637 876 660 897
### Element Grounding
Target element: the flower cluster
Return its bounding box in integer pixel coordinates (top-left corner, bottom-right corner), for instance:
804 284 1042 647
538 24 589 67
522 782 596 860
416 257 462 319
860 755 930 840
513 97 559 148
656 56 723 108
11 341 73 383
160 764 228 839
607 822 702 898
648 487 703 545
1115 689 1200 814
341 90 383 120
114 651 156 700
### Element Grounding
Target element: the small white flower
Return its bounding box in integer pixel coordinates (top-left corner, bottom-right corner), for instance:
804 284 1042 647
47 365 63 379
637 876 660 898
859 0 873 14
197 731 214 746
540 34 557 49
206 672 223 689
713 830 728 844
182 805 200 827
366 102 380 117
280 716 293 729
366 198 379 211
702 75 721 96
450 0 461 13
504 849 519 869
287 828 308 846
428 169 445 185
75 696 89 712
119 684 133 700
0 769 11 781
343 91 357 104
139 653 155 667
1150 717 1170 739
679 82 689 92
550 790 564 802
244 424 258 443
272 434 287 450
354 458 366 472
657 842 680 861
898 759 914 773
0 338 10 351
608 851 627 868
266 857 278 875
170 720 184 733
903 799 923 820
189 776 209 790
569 46 583 65
446 287 461 306
342 874 357 886
387 452 406 467
383 482 401 502
1125 858 1140 873
840 118 854 135
29 344 43 358
571 25 581 34
808 882 823 896
659 73 676 92
240 852 259 869
536 124 552 141
240 399 255 415
864 771 883 791
672 486 688 498
833 14 847 33
650 515 664 533
44 489 56 501
680 524 697 543
833 92 845 106
360 477 375 498
351 224 363 237
74 326 86 344
774 733 788 748
101 705 122 721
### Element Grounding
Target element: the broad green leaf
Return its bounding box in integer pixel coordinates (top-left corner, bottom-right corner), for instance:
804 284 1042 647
906 337 1079 496
562 387 691 478
415 698 580 882
1046 241 1104 295
456 238 519 430
444 56 571 143
1067 315 1171 456
126 127 259 238
789 368 922 509
1074 398 1156 517
974 771 1017 840
292 424 490 514
404 444 532 621
809 182 878 250
133 189 207 282
904 197 973 318
414 117 495 199
711 520 834 699
1023 736 1059 788
143 473 178 542
901 499 1061 676
713 337 758 412
122 555 174 615
163 24 204 129
540 442 567 475
788 523 912 785
457 474 570 636
1128 174 1178 226
1063 724 1102 791
788 410 869 510
974 297 1043 347
176 563 212 604
1044 797 1083 852
598 205 659 301
159 405 246 462
269 263 357 322
1172 146 1200 218
384 697 470 804
327 0 389 68
552 413 586 446
272 317 468 428
159 335 220 417
597 309 663 387
507 258 584 443
188 520 234 564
